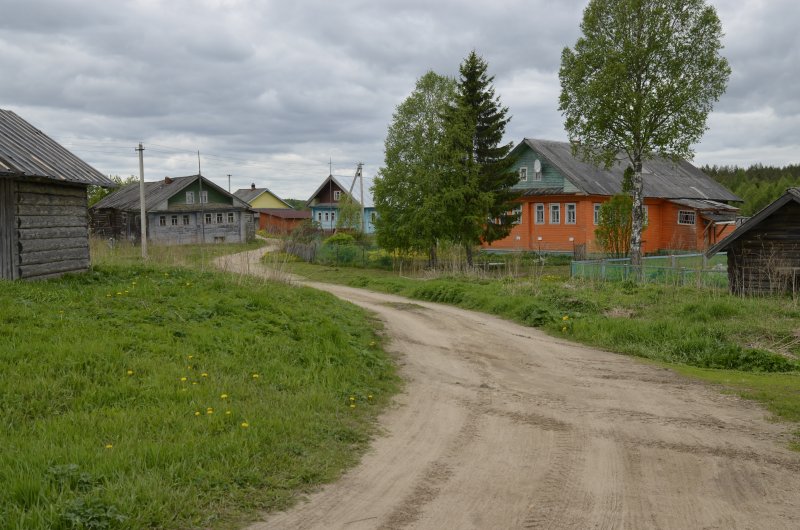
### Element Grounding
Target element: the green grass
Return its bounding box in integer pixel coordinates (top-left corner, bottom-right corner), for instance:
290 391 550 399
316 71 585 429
0 264 398 529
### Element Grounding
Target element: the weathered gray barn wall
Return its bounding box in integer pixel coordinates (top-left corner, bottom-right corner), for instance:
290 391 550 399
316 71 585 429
1 179 18 280
727 201 800 295
14 180 90 280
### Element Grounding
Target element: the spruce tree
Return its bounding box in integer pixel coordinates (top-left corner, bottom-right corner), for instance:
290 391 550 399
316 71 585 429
441 51 518 266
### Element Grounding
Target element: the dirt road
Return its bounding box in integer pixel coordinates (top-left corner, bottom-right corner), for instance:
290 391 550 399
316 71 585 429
216 249 800 529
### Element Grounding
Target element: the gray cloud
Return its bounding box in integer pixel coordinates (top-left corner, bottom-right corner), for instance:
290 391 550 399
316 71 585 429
1 0 797 199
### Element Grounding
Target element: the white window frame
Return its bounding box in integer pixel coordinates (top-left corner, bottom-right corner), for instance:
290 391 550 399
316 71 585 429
370 211 377 222
324 211 329 222
182 214 190 226
519 167 528 182
512 204 522 225
204 213 213 224
331 211 336 222
170 215 178 226
333 190 341 201
549 203 560 224
593 203 601 225
159 215 166 226
535 203 545 224
227 212 235 223
643 205 649 224
185 191 195 205
216 213 223 224
678 210 695 225
565 203 576 225
532 163 542 182
200 190 208 204
317 212 322 222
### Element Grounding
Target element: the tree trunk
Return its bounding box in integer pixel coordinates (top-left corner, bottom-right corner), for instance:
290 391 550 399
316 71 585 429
629 158 644 279
428 244 438 269
465 244 473 268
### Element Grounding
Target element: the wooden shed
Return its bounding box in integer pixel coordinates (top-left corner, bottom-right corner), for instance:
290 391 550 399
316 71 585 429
706 188 800 295
0 110 113 280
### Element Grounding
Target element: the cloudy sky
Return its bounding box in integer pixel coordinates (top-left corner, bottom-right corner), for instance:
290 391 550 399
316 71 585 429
2 0 798 200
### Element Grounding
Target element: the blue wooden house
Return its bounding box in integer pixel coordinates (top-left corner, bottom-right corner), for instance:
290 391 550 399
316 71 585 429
306 174 377 233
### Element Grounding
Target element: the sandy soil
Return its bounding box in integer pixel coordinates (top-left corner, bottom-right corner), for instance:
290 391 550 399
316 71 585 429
215 247 800 530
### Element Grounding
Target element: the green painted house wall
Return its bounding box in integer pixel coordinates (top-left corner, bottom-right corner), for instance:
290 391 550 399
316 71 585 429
168 182 232 207
511 144 578 193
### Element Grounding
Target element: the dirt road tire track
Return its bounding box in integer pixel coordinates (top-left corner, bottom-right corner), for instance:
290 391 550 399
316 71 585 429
215 248 800 529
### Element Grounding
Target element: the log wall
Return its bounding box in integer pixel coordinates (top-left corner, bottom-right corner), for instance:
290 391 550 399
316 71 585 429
727 201 800 295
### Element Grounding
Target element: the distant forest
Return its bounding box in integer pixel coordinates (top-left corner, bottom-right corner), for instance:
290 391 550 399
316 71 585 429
702 163 800 216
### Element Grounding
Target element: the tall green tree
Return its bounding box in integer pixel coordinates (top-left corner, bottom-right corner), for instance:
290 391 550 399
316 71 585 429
88 175 138 206
441 51 518 266
336 192 362 232
372 71 456 263
559 0 730 270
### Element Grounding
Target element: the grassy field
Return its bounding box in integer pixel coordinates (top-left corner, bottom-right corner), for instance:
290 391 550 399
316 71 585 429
279 258 800 445
1 251 398 528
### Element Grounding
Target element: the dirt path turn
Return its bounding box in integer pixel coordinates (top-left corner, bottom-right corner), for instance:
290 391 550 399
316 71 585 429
215 248 800 530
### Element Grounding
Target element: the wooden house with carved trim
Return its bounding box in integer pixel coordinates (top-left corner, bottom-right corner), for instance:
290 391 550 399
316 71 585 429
0 109 114 280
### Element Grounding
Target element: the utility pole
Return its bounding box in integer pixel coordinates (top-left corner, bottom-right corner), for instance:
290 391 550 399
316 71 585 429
357 163 364 233
227 174 231 193
136 143 147 259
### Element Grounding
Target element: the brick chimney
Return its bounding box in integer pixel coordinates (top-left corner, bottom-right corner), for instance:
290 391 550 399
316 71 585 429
164 176 173 184
251 183 256 190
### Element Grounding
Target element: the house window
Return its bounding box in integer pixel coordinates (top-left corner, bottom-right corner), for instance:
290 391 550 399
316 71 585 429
159 215 166 226
205 213 212 224
549 204 560 224
370 211 377 222
200 191 208 204
324 211 329 222
186 191 194 204
532 164 542 181
593 203 601 225
317 212 322 222
228 212 235 223
333 190 341 201
519 167 528 182
182 215 190 225
216 213 223 224
535 203 545 224
565 203 576 224
512 204 522 224
331 211 336 222
678 210 695 225
170 215 178 226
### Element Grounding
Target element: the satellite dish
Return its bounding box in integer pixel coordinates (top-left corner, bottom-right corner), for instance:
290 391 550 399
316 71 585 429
533 159 542 178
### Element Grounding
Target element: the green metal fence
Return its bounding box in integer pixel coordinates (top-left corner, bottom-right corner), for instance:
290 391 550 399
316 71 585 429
571 253 729 288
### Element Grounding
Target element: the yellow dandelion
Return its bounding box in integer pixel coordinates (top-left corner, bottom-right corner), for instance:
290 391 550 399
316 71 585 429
350 404 356 409
369 341 376 346
186 282 191 287
187 365 192 370
349 396 355 401
201 373 208 378
116 292 122 295
368 394 373 400
105 444 113 449
187 355 193 359
241 422 249 428
194 411 201 416
225 410 232 415
192 382 198 385
562 315 569 321
206 410 214 415
106 294 111 297
126 370 133 376
252 373 260 379
180 377 187 382
220 394 228 399
562 326 567 333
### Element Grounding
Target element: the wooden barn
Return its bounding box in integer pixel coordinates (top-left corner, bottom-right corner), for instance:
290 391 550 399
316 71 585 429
0 109 113 280
706 188 800 295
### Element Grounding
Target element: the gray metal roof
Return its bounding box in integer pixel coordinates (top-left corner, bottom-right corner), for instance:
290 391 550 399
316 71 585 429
521 139 741 202
706 188 800 257
0 109 114 186
92 174 251 212
307 174 374 208
233 186 292 207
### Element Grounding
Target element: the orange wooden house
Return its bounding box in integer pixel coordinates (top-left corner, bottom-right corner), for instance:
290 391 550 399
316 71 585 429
485 139 741 254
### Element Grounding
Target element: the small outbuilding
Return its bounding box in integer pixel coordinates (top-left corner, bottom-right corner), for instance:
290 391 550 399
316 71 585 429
0 109 114 280
706 188 800 295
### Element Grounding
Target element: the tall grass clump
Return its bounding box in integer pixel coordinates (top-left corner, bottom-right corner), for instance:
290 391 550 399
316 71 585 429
0 264 398 529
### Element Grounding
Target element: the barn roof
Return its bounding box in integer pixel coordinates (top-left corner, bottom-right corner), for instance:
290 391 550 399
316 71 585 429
92 174 251 211
706 188 800 257
0 109 113 187
519 139 741 202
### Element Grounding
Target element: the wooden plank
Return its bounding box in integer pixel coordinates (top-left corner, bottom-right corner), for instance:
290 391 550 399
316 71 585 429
19 258 90 279
17 204 88 216
19 247 88 266
15 181 87 197
19 237 88 253
17 215 87 229
16 192 87 207
18 226 88 240
0 179 17 279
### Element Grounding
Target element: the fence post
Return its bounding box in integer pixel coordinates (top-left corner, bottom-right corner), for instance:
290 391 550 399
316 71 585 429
600 259 606 281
